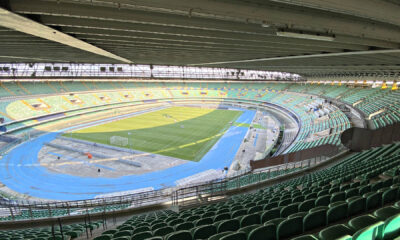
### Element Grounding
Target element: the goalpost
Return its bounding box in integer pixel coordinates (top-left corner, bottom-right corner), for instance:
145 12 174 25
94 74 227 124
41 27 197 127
109 136 129 147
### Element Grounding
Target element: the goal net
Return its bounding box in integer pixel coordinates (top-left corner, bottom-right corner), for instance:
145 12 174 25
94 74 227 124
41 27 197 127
110 136 129 147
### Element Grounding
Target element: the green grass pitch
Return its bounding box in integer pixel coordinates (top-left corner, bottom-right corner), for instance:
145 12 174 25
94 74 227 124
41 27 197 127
64 107 242 161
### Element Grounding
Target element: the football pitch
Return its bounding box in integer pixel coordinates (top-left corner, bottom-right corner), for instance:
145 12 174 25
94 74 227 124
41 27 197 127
65 107 242 161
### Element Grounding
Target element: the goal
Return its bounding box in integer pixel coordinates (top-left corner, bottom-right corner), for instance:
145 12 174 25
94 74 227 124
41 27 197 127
109 136 129 147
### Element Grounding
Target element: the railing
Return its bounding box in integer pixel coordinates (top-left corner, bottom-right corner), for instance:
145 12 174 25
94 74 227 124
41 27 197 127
171 155 331 207
0 153 334 221
250 144 340 170
0 96 333 221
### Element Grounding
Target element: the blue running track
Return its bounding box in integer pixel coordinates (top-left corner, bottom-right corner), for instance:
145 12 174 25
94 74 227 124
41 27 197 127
0 110 255 200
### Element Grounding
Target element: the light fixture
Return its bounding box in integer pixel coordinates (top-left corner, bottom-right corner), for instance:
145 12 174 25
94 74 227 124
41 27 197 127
276 31 335 41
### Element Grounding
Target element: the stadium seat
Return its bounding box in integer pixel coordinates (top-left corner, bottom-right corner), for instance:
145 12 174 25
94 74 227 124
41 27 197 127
94 236 112 240
261 209 280 223
220 232 246 240
347 197 366 216
364 192 382 210
248 224 276 240
303 208 327 231
382 213 400 239
216 219 240 233
327 202 348 223
316 195 331 206
373 206 400 221
165 230 192 240
318 224 354 240
277 216 303 239
175 222 194 231
208 231 233 240
348 214 380 232
291 235 319 240
241 225 260 235
299 199 315 212
352 222 384 240
192 224 217 239
214 213 231 222
382 187 398 204
153 226 174 236
280 203 298 217
240 213 260 227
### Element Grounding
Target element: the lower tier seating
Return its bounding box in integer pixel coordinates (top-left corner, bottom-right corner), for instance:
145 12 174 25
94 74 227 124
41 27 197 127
0 220 103 240
93 142 400 240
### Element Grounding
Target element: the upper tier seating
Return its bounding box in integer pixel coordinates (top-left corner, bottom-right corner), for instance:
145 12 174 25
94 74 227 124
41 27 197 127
0 81 397 130
0 82 353 154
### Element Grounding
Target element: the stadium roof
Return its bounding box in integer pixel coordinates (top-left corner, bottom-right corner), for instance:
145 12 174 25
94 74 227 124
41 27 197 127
0 0 400 76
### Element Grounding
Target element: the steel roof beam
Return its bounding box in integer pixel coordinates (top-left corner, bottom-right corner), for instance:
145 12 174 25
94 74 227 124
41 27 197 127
0 6 131 63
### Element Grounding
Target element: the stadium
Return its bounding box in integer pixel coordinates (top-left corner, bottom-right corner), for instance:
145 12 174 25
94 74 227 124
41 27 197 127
0 0 399 239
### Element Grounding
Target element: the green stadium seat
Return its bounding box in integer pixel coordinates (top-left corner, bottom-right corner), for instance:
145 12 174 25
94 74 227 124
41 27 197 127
293 195 305 203
382 187 398 204
240 213 260 227
263 202 278 211
220 232 246 240
330 192 346 203
214 213 231 222
347 197 366 216
65 231 80 238
373 206 400 221
327 202 348 224
348 214 380 232
316 195 331 206
194 217 213 226
175 222 194 231
118 226 133 231
351 222 384 240
93 236 112 240
277 216 303 239
281 203 299 217
247 224 276 240
318 224 354 240
309 206 328 213
168 218 184 226
237 224 259 235
112 237 131 240
382 213 400 239
303 208 327 231
216 219 239 233
364 192 382 210
165 230 192 240
261 209 280 223
264 218 285 227
278 198 291 207
208 231 233 240
288 211 307 219
133 226 150 234
359 185 371 195
192 224 217 239
248 205 262 214
153 226 173 236
185 216 198 222
299 199 315 212
232 209 247 218
291 235 319 240
345 189 359 199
